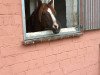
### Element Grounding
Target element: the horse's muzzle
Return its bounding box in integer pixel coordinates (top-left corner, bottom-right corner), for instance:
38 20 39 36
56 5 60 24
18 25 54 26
52 27 60 34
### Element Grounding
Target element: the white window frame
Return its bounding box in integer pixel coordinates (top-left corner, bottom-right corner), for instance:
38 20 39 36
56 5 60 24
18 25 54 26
22 0 81 44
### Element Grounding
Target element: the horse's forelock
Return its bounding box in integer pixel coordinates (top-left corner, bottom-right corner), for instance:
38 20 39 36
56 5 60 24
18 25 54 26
38 3 56 22
48 5 56 15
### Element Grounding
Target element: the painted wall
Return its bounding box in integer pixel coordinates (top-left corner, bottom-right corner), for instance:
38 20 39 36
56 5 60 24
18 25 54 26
0 0 100 75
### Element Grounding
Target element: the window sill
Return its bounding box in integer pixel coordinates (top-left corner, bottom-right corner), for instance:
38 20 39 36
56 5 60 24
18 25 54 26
23 27 82 45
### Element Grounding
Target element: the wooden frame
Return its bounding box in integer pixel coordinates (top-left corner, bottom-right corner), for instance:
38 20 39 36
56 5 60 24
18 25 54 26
21 0 81 44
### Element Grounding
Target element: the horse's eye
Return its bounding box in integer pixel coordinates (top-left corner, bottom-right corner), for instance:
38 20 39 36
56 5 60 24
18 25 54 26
44 12 50 15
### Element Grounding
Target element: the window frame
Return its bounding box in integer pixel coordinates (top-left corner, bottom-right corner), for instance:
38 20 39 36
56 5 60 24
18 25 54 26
22 0 81 44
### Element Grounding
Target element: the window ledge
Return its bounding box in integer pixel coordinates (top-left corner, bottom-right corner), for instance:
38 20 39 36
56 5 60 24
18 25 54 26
24 27 82 44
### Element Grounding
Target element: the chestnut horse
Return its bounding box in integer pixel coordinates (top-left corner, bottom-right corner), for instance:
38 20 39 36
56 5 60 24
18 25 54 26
27 0 61 34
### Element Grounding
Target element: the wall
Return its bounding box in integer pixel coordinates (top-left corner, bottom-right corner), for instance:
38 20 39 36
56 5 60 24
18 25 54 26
0 0 100 75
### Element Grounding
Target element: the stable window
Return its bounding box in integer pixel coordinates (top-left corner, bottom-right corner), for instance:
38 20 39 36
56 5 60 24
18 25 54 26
22 0 81 44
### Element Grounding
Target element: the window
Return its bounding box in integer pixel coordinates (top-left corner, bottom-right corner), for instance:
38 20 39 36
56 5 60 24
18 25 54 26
21 0 81 44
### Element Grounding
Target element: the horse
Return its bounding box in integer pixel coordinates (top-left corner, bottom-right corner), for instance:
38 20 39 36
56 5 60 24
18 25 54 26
26 0 61 34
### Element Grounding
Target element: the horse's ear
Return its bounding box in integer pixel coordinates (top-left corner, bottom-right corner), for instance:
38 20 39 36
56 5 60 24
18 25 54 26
48 0 53 5
38 0 42 7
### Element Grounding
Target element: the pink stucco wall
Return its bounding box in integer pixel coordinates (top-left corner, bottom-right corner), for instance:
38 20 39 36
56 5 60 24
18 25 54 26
0 0 100 75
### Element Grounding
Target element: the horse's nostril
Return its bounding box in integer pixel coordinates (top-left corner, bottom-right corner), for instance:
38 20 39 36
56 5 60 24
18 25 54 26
54 25 57 28
53 25 58 29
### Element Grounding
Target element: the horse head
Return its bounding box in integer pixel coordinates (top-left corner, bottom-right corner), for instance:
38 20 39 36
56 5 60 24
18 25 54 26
38 0 61 34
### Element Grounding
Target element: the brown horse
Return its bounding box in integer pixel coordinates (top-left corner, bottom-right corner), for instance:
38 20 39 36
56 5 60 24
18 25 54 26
27 0 61 34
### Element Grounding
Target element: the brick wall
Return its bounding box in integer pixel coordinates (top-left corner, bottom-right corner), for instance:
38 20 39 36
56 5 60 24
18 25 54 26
0 0 100 75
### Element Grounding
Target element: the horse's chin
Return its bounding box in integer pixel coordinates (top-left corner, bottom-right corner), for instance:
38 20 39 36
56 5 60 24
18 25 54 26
52 28 60 34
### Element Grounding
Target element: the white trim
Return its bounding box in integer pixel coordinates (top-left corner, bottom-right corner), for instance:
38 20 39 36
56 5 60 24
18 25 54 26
26 27 77 38
22 0 27 41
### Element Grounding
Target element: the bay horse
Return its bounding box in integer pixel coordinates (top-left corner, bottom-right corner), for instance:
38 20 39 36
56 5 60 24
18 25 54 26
26 0 61 34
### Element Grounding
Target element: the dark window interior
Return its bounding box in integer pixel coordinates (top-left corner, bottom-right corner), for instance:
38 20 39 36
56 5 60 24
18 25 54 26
54 0 66 28
25 0 30 30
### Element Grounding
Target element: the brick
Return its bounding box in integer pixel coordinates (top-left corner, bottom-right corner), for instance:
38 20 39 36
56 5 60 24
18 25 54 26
57 52 68 61
1 46 19 57
4 56 16 66
62 38 73 45
28 60 37 69
59 59 71 74
52 45 59 54
72 37 82 43
0 4 16 15
60 45 70 53
80 68 87 75
60 57 84 74
26 69 43 75
93 39 100 45
26 70 34 75
0 26 10 36
31 51 40 60
68 69 87 75
84 52 99 67
51 69 64 75
83 41 88 48
38 49 46 58
28 58 44 69
44 55 57 65
15 72 26 75
74 42 80 49
0 25 22 36
11 4 21 14
0 4 21 15
41 62 60 73
67 50 78 58
75 56 85 64
0 0 2 4
1 45 36 57
15 52 32 63
59 59 71 68
11 62 28 73
86 64 99 75
0 57 6 69
62 39 74 51
44 72 51 75
68 70 80 75
34 58 44 68
3 15 15 26
0 36 22 47
0 4 7 14
77 48 87 56
35 42 50 50
70 56 85 70
2 0 21 4
86 47 94 56
0 67 13 75
50 39 64 46
39 66 48 74
87 40 95 47
0 16 3 26
13 15 22 24
45 47 53 56
79 41 85 49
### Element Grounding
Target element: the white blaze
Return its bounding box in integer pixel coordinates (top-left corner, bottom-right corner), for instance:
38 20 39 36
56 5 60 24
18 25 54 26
47 8 59 29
